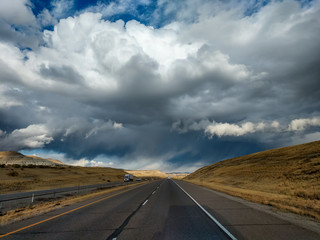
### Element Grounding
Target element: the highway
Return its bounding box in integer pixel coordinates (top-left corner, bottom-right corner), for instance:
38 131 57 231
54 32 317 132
0 181 134 212
0 179 319 240
0 181 133 201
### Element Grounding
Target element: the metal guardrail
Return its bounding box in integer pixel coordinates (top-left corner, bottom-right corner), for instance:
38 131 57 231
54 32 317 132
0 181 136 213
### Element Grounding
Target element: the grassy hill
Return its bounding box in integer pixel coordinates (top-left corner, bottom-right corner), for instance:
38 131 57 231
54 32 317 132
167 173 189 179
0 151 63 166
126 170 168 179
0 152 127 194
184 140 320 221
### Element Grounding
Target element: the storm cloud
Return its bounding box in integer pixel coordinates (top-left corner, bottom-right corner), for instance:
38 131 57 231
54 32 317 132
0 0 319 172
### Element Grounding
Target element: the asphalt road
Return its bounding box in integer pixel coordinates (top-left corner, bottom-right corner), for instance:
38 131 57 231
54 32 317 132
0 180 319 240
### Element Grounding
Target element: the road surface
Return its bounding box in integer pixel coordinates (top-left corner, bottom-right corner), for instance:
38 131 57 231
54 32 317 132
0 179 319 240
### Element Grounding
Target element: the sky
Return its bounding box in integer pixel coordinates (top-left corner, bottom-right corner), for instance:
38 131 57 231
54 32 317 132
0 0 319 172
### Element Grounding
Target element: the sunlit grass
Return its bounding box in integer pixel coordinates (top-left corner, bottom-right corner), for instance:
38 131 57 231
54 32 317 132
0 165 126 194
184 140 320 221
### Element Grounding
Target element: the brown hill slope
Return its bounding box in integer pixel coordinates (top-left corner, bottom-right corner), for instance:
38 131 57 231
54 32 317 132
184 140 320 221
0 151 63 166
0 164 127 194
126 170 168 178
0 151 127 194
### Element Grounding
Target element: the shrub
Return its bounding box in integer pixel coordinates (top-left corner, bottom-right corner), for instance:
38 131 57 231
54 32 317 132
7 170 19 177
26 164 36 168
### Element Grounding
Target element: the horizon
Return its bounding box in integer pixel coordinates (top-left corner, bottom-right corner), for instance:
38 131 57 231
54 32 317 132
1 0 320 172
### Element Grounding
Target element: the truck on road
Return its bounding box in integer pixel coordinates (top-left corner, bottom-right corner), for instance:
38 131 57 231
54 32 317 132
124 174 134 182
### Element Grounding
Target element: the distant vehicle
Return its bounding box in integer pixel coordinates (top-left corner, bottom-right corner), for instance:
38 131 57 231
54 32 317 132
124 174 133 182
136 177 141 181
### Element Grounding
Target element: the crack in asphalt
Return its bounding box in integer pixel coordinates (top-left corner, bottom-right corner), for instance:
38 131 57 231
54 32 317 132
105 183 161 240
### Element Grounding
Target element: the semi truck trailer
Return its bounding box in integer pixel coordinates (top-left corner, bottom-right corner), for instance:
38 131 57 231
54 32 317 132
124 174 134 182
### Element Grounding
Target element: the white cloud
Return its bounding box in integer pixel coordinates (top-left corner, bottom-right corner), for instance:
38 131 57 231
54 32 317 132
50 0 74 19
0 11 260 101
85 120 123 138
172 119 283 137
37 9 57 27
0 124 53 149
68 158 107 167
271 120 280 129
0 0 36 26
288 117 320 131
205 122 258 137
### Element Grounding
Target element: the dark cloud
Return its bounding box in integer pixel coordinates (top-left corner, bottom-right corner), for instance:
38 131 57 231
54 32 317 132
0 0 320 171
39 64 85 84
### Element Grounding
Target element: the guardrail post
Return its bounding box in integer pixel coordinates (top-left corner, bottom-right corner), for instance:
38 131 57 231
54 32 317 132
31 194 34 204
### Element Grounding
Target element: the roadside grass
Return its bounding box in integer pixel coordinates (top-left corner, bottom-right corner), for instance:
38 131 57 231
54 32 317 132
0 182 145 226
0 165 127 194
184 140 320 221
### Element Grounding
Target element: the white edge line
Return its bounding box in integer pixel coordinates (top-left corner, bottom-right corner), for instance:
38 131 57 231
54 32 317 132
142 199 148 206
173 180 238 240
152 191 156 194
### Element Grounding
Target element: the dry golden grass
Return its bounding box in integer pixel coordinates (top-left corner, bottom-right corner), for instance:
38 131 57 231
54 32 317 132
167 173 189 179
0 182 145 226
184 140 320 221
126 170 168 179
0 151 63 165
0 165 127 194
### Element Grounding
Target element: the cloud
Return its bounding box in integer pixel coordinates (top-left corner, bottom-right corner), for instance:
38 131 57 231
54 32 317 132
37 9 57 27
20 150 116 167
85 120 123 139
0 124 53 150
0 0 36 26
0 0 320 171
205 122 265 138
288 117 320 131
50 0 74 19
0 86 24 108
172 119 282 138
67 158 112 167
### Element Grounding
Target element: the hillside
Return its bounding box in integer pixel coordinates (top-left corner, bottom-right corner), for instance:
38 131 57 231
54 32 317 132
184 140 320 221
167 172 189 179
0 151 63 166
126 170 168 179
0 152 127 194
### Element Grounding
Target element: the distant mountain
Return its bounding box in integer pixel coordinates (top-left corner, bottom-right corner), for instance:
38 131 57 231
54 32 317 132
0 151 64 166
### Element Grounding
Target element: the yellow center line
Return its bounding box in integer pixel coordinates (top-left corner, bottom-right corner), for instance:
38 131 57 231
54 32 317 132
0 183 144 238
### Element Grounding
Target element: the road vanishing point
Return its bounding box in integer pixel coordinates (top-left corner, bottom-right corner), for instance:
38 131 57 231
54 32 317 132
0 179 319 240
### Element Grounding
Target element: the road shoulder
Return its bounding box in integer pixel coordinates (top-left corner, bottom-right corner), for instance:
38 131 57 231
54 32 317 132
177 180 320 240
